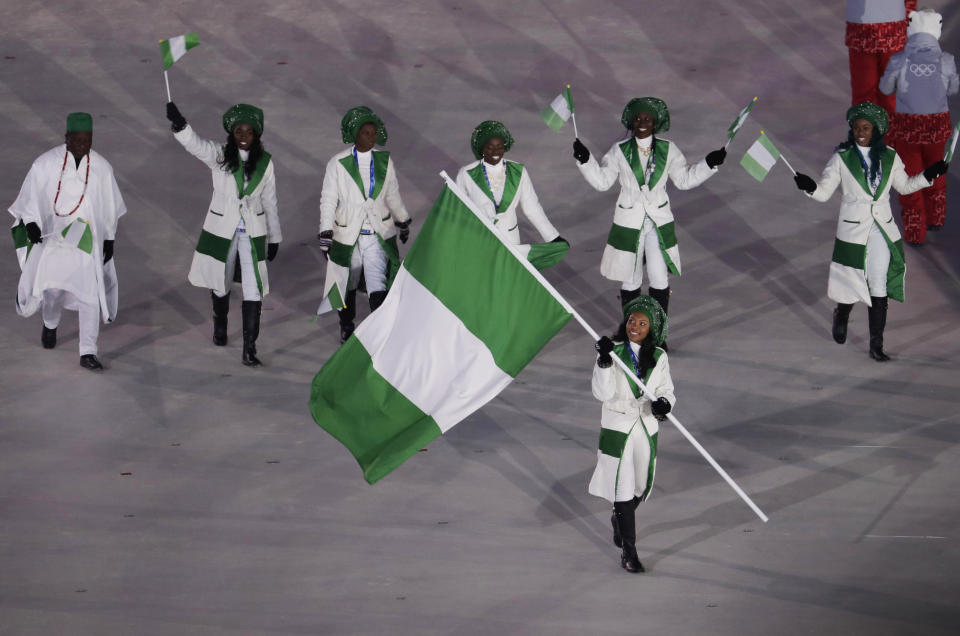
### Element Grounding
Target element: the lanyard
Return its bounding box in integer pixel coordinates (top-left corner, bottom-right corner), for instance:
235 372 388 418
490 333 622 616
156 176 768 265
856 150 880 194
481 162 502 207
353 147 375 198
626 343 642 378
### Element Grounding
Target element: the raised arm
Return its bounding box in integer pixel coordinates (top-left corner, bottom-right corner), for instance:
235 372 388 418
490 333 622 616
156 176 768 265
577 143 621 192
666 144 716 191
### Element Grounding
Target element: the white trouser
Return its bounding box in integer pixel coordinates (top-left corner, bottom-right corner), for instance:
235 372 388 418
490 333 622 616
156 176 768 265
348 233 388 293
865 223 891 297
621 217 669 292
216 229 261 301
42 289 100 355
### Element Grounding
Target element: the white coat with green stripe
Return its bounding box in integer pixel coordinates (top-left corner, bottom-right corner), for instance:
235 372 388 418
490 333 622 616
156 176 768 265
455 160 559 244
807 146 930 305
589 343 674 504
577 137 715 281
174 125 281 297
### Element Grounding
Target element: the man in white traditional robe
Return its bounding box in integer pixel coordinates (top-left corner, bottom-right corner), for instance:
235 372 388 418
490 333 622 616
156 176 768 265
9 112 126 370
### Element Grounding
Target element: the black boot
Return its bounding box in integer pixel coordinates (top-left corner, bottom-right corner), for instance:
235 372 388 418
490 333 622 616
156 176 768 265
611 508 622 548
241 300 262 367
41 325 57 349
648 286 670 351
338 290 357 343
832 303 853 344
211 291 230 346
868 296 890 362
620 287 642 307
613 502 644 573
369 290 388 312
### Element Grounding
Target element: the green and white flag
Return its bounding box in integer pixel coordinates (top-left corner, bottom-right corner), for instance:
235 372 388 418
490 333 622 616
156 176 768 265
541 85 575 132
310 181 572 484
159 32 199 70
62 218 94 254
740 132 781 182
727 96 758 142
11 220 34 268
944 121 960 163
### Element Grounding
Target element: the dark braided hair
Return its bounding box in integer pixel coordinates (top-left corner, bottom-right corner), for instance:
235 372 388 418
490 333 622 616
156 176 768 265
218 133 265 181
836 129 886 186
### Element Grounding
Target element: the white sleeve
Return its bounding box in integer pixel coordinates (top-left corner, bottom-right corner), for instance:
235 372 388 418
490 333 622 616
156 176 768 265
173 124 222 170
577 144 620 192
383 159 410 225
889 153 933 196
517 169 559 242
809 154 843 203
651 354 675 407
666 144 715 191
261 162 281 243
8 157 46 227
318 157 340 234
591 361 618 402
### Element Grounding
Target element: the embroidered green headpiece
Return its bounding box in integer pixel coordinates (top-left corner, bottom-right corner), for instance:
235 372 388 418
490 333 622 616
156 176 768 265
621 97 670 133
222 104 264 136
622 295 668 347
341 106 387 145
471 120 514 160
66 112 92 132
846 101 888 136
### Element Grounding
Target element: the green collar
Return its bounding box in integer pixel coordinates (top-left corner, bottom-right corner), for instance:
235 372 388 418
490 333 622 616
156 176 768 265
339 150 390 200
619 138 669 189
838 146 894 201
231 151 272 199
467 161 523 213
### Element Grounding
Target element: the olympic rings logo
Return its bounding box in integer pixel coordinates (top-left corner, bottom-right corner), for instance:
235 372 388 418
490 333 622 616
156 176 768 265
909 63 937 77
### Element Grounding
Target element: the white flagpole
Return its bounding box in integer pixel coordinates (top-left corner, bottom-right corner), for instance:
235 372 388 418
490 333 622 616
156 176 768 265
779 153 797 175
439 171 770 523
571 111 580 139
163 70 172 102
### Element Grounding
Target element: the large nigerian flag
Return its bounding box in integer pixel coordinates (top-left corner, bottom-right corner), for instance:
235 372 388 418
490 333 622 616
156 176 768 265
159 32 199 70
310 181 572 483
740 132 781 182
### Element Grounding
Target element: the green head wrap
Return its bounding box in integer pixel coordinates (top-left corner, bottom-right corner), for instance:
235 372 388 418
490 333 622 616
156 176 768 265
622 295 668 347
66 112 92 132
471 120 514 160
846 101 888 137
621 97 670 133
222 104 264 136
341 106 387 145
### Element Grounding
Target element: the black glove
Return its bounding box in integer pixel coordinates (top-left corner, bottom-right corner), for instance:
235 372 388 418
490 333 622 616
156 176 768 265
794 173 817 194
267 243 279 262
595 336 614 368
705 147 726 169
573 138 590 164
395 219 411 244
923 160 948 183
25 222 42 244
650 397 672 420
551 235 569 245
166 102 187 132
102 239 114 264
318 230 333 258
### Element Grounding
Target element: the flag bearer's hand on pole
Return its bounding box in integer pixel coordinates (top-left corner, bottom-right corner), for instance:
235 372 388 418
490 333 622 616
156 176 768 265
595 336 614 368
166 102 187 132
573 138 590 164
651 397 672 421
705 147 726 169
794 173 816 194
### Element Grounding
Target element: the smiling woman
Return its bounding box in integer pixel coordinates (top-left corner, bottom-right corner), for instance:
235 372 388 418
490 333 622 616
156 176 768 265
166 101 283 367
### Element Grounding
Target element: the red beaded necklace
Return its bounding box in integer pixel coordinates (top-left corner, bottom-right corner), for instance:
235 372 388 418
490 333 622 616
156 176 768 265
53 148 90 217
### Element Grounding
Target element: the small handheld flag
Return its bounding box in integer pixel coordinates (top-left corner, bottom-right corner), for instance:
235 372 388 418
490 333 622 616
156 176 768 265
542 85 577 136
944 121 960 163
740 131 783 181
160 33 199 70
725 97 758 148
159 32 199 101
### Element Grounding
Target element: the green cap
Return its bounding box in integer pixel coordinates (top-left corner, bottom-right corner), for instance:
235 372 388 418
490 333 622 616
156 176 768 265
470 120 514 160
340 106 387 145
66 112 92 132
222 103 264 136
621 97 670 133
622 295 668 347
